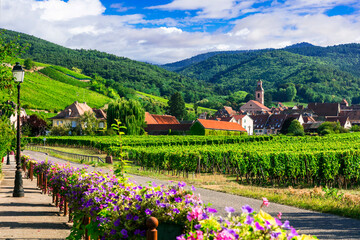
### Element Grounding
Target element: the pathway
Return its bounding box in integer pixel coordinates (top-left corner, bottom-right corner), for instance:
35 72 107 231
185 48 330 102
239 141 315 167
22 150 360 239
0 155 70 239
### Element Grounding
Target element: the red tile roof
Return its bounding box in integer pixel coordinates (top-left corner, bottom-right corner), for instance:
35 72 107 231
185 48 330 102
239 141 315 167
248 100 270 111
145 112 180 124
197 119 246 132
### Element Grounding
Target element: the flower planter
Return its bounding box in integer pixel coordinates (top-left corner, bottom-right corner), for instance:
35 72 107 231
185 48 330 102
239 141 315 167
157 222 183 240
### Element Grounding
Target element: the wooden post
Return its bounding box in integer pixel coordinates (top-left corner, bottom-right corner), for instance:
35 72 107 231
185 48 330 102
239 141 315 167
83 216 91 240
146 217 158 240
29 161 34 181
64 197 68 216
38 173 42 189
55 193 59 207
43 173 47 194
52 192 55 204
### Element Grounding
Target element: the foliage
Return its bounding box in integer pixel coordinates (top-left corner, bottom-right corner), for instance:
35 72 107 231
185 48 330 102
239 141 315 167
39 67 90 88
24 58 35 70
78 111 99 136
167 92 186 120
190 122 205 135
22 114 48 136
0 118 15 159
317 122 348 135
111 119 129 177
287 120 305 136
107 98 145 135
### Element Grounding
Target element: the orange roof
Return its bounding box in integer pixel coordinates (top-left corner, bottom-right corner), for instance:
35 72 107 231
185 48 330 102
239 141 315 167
145 112 158 124
248 100 270 111
145 112 180 124
197 119 246 132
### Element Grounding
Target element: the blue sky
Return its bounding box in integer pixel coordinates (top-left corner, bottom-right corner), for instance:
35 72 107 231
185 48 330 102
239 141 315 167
1 0 360 63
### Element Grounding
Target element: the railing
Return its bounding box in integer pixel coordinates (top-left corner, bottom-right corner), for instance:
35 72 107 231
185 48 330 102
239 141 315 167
25 145 104 163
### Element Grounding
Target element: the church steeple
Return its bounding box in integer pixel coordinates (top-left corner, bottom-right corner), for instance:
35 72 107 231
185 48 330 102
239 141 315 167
255 80 264 105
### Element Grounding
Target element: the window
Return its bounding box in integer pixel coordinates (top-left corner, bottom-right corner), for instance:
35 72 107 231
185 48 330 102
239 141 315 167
60 120 63 124
72 121 77 128
99 122 104 128
257 93 260 98
56 121 59 126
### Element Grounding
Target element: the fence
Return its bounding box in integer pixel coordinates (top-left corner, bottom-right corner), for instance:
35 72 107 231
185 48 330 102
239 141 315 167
26 145 104 163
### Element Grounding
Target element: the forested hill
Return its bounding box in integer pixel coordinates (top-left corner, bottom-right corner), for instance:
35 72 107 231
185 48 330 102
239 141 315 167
1 29 215 104
163 43 360 104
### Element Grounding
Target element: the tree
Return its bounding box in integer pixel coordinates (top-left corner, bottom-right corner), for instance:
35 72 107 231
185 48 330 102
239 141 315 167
107 98 145 135
167 92 186 120
287 119 305 136
79 111 98 136
285 84 297 102
22 114 48 136
317 122 348 135
24 58 34 70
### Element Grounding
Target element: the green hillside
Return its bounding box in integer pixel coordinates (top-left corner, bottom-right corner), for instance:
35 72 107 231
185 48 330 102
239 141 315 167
174 49 360 103
1 29 217 106
19 71 111 112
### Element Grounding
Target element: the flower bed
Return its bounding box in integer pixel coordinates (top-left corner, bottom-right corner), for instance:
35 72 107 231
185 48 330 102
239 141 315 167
29 160 317 240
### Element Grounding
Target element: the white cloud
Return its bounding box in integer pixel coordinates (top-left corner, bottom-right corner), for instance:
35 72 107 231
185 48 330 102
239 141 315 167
1 0 360 64
110 3 135 13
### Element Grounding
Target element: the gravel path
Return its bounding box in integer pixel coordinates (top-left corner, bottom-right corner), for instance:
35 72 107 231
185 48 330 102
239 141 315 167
24 150 360 240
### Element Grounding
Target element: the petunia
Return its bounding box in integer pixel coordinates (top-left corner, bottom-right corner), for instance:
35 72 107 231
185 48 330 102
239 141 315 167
225 207 235 213
255 222 265 231
178 181 186 188
282 220 291 229
114 219 121 227
277 212 282 219
241 205 254 214
194 224 201 230
145 209 153 215
245 215 254 225
262 197 270 207
120 229 128 238
207 208 218 214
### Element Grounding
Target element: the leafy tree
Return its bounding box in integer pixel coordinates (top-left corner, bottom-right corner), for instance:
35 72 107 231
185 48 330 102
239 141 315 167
107 98 145 135
244 93 254 102
287 119 305 136
318 122 348 135
22 114 48 136
285 84 297 102
79 111 98 136
24 58 34 70
167 92 186 120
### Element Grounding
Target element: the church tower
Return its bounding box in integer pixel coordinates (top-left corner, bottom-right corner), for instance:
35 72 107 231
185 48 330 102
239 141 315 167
255 80 264 105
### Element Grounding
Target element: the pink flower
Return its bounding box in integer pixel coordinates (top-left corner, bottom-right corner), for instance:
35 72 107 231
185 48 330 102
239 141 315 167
262 197 269 207
187 206 203 222
277 212 282 219
196 230 204 240
215 229 235 240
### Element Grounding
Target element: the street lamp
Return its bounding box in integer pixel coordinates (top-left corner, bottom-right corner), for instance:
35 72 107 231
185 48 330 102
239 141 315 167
12 62 24 197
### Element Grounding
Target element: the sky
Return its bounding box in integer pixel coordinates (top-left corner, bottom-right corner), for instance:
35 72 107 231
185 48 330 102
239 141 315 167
1 0 360 64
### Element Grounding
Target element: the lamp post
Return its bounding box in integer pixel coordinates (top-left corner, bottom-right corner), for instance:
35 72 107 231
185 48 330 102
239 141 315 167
12 62 25 198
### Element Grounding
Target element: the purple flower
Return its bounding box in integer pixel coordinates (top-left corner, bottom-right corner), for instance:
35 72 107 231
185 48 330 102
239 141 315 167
255 222 265 231
174 197 182 203
133 215 139 221
287 227 299 240
121 229 128 238
173 208 180 214
134 229 141 235
225 207 235 213
126 214 132 220
113 205 120 212
265 220 272 229
271 232 281 238
207 208 218 214
245 215 254 225
282 220 291 229
110 229 116 235
178 181 186 188
194 224 201 230
191 185 196 191
275 217 282 226
114 219 121 227
135 204 141 210
241 205 254 214
145 209 153 215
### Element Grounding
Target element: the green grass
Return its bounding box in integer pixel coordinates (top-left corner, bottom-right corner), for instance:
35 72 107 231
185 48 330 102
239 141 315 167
136 91 216 113
19 72 111 111
51 65 92 80
280 101 308 107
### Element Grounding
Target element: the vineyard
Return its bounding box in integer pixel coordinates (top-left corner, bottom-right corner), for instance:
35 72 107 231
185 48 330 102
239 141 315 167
26 133 360 188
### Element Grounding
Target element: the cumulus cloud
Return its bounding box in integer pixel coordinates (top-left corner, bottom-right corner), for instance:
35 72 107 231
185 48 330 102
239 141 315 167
1 0 360 64
110 3 135 13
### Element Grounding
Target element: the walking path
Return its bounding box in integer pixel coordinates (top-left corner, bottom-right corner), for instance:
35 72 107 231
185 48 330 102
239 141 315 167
0 155 70 239
2 150 360 240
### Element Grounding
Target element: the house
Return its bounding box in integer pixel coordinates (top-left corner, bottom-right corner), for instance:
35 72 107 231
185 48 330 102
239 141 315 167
240 100 270 114
251 114 270 135
307 103 340 118
214 106 237 118
191 119 246 135
325 116 352 129
233 114 254 135
49 101 106 129
339 110 360 126
10 108 27 128
145 112 180 124
303 122 324 133
265 114 287 135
